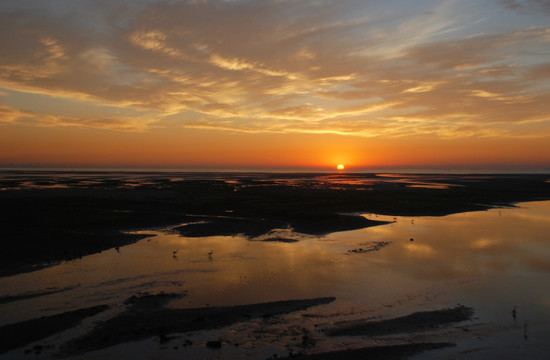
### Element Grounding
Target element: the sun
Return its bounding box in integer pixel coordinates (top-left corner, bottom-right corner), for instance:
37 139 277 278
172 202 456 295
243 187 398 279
337 164 345 170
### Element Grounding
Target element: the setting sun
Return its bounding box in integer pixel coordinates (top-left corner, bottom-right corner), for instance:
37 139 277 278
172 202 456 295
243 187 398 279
337 164 345 170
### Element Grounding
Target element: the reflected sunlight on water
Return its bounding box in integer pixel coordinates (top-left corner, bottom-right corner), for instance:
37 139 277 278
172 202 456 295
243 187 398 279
1 201 550 358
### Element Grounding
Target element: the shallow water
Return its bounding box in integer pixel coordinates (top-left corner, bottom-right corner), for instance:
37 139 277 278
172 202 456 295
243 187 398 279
2 201 550 358
0 170 475 190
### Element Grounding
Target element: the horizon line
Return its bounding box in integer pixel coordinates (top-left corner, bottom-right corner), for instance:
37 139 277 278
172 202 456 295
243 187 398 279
1 165 550 175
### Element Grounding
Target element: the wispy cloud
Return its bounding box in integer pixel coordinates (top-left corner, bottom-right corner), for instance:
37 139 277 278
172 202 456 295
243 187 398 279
0 0 549 139
0 103 157 132
498 0 550 14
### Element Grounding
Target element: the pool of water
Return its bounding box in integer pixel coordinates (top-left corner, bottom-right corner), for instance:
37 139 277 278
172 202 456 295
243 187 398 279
2 201 550 358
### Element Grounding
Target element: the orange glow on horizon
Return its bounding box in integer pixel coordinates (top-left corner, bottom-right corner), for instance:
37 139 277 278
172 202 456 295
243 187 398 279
337 164 345 170
1 124 549 171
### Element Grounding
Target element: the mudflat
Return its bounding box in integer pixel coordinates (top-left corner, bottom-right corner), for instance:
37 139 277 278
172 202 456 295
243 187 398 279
0 293 474 359
57 294 336 357
1 171 549 359
1 172 549 276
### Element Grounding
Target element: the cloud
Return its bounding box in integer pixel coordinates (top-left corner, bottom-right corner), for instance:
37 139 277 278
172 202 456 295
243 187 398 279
498 0 550 14
0 104 27 124
0 103 157 132
0 0 549 138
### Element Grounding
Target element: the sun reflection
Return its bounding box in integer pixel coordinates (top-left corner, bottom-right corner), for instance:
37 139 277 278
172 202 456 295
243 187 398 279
472 238 500 249
404 243 435 256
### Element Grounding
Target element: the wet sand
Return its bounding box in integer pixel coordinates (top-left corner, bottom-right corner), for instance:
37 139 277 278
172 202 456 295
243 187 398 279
0 305 108 354
58 294 336 357
326 305 474 337
0 292 335 356
0 293 475 359
278 342 456 360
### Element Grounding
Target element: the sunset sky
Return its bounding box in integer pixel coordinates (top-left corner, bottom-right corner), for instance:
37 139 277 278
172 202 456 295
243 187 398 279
1 0 549 171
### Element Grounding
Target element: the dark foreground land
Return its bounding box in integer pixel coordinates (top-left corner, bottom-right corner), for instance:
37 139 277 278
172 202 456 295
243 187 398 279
1 171 549 276
0 291 472 359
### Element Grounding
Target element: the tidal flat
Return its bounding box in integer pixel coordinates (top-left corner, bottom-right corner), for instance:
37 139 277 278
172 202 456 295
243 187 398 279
1 171 550 359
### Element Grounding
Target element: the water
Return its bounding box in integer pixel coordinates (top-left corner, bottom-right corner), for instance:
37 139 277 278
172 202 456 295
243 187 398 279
1 201 550 358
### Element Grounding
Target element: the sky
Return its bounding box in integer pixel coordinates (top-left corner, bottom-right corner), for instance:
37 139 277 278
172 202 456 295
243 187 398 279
1 0 549 171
